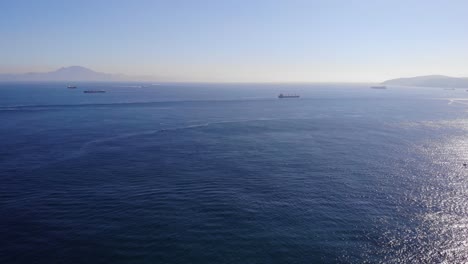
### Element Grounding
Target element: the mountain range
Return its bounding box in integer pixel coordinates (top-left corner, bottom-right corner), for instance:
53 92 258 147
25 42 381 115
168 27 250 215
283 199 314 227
0 66 153 82
2 66 468 87
382 75 468 88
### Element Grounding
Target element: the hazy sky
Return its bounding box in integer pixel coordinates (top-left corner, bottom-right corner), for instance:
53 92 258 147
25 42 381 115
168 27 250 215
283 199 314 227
1 0 467 82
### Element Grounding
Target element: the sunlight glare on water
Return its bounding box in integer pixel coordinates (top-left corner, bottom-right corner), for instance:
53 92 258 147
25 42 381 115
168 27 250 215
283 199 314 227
371 118 468 263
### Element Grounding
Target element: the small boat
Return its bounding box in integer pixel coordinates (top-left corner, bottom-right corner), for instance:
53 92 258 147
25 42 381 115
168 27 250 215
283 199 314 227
67 85 77 89
83 90 106 93
371 86 386 89
278 93 300 99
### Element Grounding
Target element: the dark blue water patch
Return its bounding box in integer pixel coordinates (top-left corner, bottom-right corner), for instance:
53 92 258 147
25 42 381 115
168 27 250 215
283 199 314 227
0 119 415 262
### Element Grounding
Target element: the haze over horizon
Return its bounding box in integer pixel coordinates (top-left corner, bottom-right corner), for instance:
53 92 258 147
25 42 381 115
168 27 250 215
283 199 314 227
2 0 468 82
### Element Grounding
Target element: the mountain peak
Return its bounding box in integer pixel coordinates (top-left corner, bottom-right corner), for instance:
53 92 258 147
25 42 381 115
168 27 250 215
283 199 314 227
0 66 122 81
0 66 159 82
382 75 468 88
54 66 98 74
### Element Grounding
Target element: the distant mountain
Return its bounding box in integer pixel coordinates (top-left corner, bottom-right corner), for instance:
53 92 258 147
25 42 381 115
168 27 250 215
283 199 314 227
0 66 146 82
382 75 468 88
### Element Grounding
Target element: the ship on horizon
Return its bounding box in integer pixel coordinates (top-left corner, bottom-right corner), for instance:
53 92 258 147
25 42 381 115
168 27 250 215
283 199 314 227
371 85 387 89
83 90 106 93
278 93 300 99
67 85 77 89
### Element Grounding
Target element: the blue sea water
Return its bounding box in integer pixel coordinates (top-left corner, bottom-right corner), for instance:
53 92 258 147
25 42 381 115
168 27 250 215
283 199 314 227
1 82 468 263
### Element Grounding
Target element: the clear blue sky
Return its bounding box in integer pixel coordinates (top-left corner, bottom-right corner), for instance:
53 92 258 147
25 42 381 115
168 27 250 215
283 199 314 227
1 0 467 82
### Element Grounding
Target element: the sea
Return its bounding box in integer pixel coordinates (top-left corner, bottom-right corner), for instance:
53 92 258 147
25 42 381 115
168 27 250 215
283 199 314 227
1 82 468 263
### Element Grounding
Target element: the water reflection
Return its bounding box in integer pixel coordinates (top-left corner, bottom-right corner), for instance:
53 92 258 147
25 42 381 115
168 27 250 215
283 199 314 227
370 121 468 263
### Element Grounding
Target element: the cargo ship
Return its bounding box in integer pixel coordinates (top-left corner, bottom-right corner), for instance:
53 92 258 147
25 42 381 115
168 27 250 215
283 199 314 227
371 86 387 89
278 93 300 98
83 90 106 93
67 85 77 89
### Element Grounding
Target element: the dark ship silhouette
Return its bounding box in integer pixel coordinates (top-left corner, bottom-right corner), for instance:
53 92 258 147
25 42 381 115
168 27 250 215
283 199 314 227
278 93 300 98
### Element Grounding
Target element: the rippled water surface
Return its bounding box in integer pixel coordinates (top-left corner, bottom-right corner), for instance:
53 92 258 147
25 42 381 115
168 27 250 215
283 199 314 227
1 83 468 263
